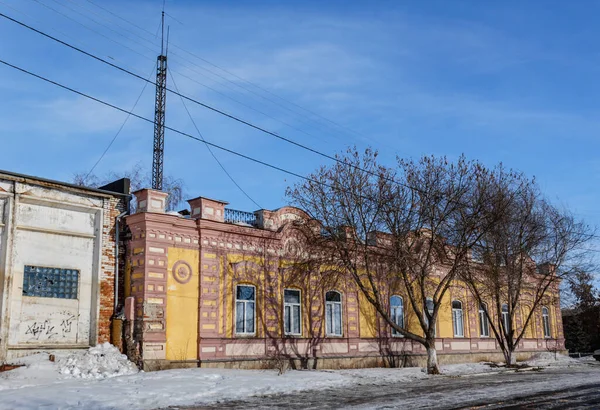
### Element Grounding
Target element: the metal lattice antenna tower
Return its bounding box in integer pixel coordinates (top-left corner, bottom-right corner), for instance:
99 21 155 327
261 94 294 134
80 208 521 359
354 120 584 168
151 10 167 190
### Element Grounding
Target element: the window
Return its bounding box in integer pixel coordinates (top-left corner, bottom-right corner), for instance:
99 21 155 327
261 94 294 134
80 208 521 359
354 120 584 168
235 285 255 335
23 265 79 299
452 300 464 337
479 303 490 337
424 297 436 337
390 295 404 336
542 306 551 338
325 291 342 336
284 289 301 335
471 248 484 263
501 304 510 334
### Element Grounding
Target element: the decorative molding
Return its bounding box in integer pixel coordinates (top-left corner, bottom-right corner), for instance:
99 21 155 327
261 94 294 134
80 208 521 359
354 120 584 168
172 260 193 284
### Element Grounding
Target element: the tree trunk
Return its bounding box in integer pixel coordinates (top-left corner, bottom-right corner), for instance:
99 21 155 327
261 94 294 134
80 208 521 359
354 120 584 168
426 344 440 374
504 349 516 366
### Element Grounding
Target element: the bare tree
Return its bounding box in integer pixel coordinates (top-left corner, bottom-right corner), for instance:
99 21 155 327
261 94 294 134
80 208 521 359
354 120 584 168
287 149 494 374
461 172 595 365
73 161 185 211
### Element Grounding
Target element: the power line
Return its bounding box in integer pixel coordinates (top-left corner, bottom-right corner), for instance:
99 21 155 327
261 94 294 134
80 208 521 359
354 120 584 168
81 0 390 149
0 12 417 195
24 1 354 149
0 57 314 185
84 65 155 180
29 0 154 62
0 0 132 70
1 57 597 244
5 11 600 243
0 8 600 243
168 68 262 209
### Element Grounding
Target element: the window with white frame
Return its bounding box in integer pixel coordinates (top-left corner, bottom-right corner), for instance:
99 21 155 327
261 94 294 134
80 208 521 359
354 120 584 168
235 285 255 335
424 297 436 336
325 291 342 336
479 303 490 337
284 289 301 335
390 295 404 336
542 306 551 338
501 303 510 334
452 300 464 337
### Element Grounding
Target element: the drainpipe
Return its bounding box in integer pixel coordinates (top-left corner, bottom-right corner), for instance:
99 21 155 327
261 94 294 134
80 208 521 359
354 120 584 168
114 210 128 313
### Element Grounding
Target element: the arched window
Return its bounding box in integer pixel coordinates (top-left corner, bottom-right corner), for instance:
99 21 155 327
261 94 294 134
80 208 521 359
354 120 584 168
390 295 404 336
235 284 256 335
501 304 510 334
424 297 436 337
479 303 490 337
542 306 551 338
452 300 464 337
325 291 342 336
284 289 301 335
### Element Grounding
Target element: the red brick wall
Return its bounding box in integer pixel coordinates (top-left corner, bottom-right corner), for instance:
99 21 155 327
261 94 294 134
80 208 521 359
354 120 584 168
98 196 127 344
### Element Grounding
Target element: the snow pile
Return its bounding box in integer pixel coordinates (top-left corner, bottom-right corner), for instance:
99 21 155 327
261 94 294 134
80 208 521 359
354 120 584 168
525 352 580 367
59 342 139 379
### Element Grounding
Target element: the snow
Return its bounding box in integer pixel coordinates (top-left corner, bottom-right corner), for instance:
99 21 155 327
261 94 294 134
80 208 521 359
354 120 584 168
524 352 581 367
0 346 592 410
58 342 139 379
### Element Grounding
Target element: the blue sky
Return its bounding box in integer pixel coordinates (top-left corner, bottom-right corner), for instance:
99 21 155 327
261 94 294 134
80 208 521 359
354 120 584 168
0 0 598 238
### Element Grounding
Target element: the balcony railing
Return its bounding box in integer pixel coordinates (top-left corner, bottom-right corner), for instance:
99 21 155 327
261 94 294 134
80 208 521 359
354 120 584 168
224 208 257 227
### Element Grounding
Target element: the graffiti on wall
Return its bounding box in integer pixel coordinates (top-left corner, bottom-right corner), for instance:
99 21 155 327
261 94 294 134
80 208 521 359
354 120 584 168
22 310 79 342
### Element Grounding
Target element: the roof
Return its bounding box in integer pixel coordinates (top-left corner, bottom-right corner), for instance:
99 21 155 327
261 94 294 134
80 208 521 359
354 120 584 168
0 169 130 198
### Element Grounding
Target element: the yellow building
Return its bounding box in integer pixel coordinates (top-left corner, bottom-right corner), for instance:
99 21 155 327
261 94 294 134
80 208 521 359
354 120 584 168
123 189 564 370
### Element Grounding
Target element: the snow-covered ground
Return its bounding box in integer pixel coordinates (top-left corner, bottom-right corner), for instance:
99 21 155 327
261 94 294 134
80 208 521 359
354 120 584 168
0 344 592 410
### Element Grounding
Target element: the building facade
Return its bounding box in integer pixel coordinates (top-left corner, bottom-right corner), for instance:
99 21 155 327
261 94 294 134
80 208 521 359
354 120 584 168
0 170 128 362
125 189 565 370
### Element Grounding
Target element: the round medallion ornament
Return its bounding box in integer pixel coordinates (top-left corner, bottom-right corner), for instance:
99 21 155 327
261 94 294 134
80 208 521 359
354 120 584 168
172 260 192 284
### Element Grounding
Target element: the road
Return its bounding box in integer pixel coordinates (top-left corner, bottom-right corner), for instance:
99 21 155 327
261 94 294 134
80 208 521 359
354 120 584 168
172 363 600 409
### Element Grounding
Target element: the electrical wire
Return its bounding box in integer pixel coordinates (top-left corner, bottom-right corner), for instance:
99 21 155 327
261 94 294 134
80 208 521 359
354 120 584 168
0 57 314 184
25 1 353 147
81 0 389 148
168 67 262 209
0 57 597 245
84 65 155 181
0 12 418 195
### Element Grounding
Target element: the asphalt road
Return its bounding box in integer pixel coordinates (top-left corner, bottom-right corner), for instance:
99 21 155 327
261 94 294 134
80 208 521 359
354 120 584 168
483 383 600 409
171 364 600 410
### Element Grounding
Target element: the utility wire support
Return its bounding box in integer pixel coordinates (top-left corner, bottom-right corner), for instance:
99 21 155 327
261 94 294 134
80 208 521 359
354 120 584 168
168 68 262 209
151 9 167 190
